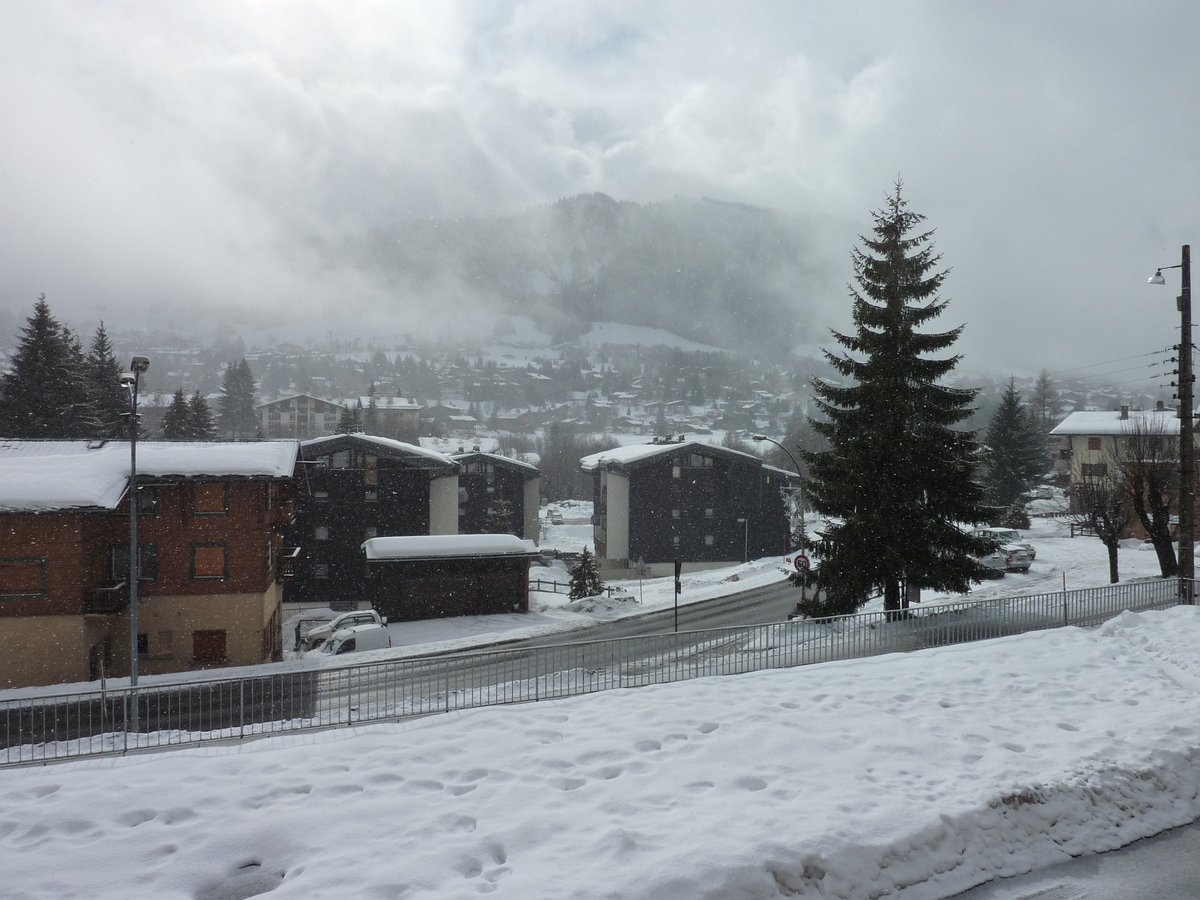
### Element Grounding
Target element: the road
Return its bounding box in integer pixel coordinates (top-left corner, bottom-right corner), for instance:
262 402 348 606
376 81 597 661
946 817 1200 900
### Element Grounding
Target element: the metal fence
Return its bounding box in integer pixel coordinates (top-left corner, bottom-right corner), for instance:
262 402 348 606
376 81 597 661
2 577 1189 767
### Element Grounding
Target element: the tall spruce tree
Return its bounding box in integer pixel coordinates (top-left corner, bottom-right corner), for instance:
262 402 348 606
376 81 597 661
188 390 217 439
803 186 992 616
0 296 93 438
983 379 1047 507
87 323 128 438
162 388 191 439
218 358 258 439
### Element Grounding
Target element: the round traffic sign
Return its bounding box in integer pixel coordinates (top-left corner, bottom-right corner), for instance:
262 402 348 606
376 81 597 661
793 554 810 571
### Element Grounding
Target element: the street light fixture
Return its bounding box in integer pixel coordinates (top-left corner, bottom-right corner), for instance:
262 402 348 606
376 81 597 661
1148 247 1193 597
751 434 805 540
123 357 150 712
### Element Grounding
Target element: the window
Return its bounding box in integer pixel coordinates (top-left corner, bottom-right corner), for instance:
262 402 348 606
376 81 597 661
672 509 681 519
137 632 149 657
111 544 158 582
672 536 681 547
136 487 159 516
313 490 329 502
157 631 173 657
672 466 681 479
704 535 715 546
365 455 378 486
704 508 714 519
0 557 47 599
191 544 228 580
193 630 227 661
364 527 377 539
1081 462 1109 478
1060 449 1072 459
364 490 378 503
192 482 228 516
1088 437 1103 451
314 525 329 541
313 564 330 579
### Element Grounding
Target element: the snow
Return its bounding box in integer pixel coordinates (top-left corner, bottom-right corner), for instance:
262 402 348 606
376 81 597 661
6 607 1200 899
1050 408 1181 435
579 438 761 471
300 433 455 467
363 534 538 561
0 440 299 511
8 515 1200 899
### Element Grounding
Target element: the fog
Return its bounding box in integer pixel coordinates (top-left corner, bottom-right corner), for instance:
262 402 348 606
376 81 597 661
1 1 1197 378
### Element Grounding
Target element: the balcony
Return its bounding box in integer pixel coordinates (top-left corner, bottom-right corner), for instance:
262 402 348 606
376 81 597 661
83 583 129 616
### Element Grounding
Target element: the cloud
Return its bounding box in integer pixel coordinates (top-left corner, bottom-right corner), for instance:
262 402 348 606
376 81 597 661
0 0 1198 380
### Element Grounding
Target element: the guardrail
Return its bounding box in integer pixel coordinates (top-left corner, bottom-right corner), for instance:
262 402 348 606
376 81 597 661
2 577 1190 767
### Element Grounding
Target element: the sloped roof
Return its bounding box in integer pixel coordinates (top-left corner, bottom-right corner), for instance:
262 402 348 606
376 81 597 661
579 439 765 473
363 534 538 561
451 451 541 476
1050 409 1183 436
0 440 300 512
300 433 457 469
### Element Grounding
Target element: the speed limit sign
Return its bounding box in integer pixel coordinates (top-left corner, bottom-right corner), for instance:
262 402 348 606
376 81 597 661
793 554 810 572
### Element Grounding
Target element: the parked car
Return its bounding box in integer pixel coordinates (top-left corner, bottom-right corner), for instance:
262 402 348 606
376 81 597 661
547 508 564 525
305 623 392 657
975 527 1036 561
300 609 387 652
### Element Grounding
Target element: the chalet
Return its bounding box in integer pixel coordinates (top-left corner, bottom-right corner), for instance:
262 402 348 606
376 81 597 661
363 534 538 621
581 438 799 578
0 440 300 689
451 451 541 540
285 433 459 608
1050 406 1185 485
359 395 421 443
256 393 346 439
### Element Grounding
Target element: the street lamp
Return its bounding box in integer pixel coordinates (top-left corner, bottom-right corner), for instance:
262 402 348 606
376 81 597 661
751 434 805 540
122 356 150 704
1149 246 1193 597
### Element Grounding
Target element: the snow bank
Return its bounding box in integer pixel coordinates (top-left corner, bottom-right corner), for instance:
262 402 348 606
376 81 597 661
5 607 1200 899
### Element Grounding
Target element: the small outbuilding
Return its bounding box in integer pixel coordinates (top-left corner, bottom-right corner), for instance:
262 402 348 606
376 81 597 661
363 534 539 622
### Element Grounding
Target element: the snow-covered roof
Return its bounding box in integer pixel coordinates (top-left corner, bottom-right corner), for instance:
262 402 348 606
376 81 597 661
300 433 457 467
579 439 762 472
363 534 538 561
0 440 300 512
1050 409 1184 436
451 451 541 475
357 396 420 410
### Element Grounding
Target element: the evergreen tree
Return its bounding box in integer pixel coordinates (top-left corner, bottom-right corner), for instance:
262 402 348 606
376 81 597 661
162 388 191 439
1029 369 1062 437
188 390 216 439
1001 499 1032 529
983 379 1046 507
337 404 361 433
0 296 93 438
87 323 127 438
485 499 515 535
568 547 605 600
803 186 993 616
218 358 258 439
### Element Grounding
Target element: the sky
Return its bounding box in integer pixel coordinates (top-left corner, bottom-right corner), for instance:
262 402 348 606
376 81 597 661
1 1 1198 378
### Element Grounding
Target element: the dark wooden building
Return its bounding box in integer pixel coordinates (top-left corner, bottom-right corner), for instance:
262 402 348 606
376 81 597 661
581 438 799 578
0 440 299 688
363 534 538 621
286 434 459 608
451 451 541 540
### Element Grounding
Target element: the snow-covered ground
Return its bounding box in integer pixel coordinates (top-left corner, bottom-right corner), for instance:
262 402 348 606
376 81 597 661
6 603 1200 900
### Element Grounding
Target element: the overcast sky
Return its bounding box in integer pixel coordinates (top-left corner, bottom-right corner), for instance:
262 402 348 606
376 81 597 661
1 1 1198 383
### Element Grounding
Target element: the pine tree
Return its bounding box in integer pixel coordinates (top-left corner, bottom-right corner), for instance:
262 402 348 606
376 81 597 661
568 547 605 600
1029 369 1062 438
983 379 1047 507
162 388 191 439
218 358 258 439
803 185 993 616
0 296 93 438
188 390 216 439
337 404 361 433
485 499 515 534
87 323 127 438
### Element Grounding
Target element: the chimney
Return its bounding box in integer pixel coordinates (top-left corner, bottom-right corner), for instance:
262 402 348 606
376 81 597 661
1120 405 1130 420
1157 400 1166 411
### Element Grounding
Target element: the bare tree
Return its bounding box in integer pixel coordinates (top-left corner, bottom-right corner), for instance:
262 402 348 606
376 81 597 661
1068 467 1133 584
1118 416 1179 577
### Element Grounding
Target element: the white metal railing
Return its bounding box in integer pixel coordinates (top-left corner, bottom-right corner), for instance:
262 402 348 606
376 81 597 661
2 577 1189 767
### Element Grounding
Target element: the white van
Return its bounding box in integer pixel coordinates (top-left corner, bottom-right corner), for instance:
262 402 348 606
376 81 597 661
300 609 387 652
309 623 392 657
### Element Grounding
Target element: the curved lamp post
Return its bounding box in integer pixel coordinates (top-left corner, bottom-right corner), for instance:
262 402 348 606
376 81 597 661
751 434 805 541
1149 247 1193 597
